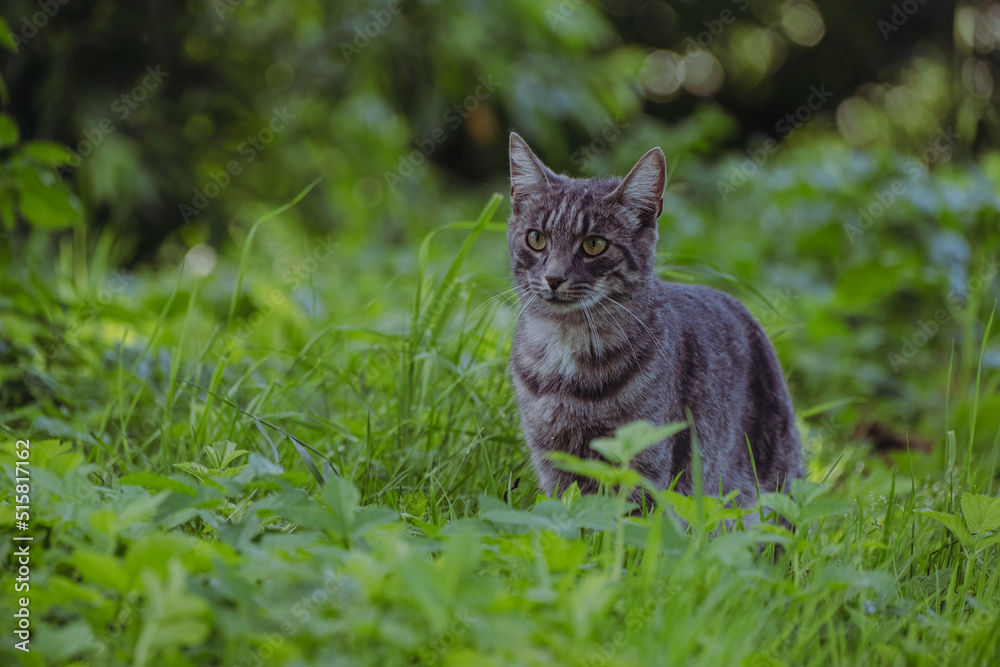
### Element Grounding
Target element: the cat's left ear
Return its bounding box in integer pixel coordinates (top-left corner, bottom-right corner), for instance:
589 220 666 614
609 147 666 222
509 132 558 214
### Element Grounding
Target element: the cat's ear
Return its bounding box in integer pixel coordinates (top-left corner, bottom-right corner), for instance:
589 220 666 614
509 132 557 213
609 147 666 222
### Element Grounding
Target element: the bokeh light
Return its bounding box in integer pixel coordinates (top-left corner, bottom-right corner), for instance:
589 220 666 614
781 0 825 48
641 50 686 101
730 26 787 89
184 243 218 277
682 50 725 97
963 58 995 99
836 95 882 147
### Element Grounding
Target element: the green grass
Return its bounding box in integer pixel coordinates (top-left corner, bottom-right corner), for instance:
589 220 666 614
2 149 1000 666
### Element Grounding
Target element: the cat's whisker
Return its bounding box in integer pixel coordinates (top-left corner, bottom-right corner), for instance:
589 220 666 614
581 304 599 355
502 295 536 348
461 286 522 333
594 298 640 368
593 288 659 345
470 290 526 357
582 303 607 381
481 290 525 328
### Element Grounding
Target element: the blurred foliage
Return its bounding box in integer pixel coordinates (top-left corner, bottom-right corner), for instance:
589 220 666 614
1 0 998 262
0 0 999 472
1 3 1000 663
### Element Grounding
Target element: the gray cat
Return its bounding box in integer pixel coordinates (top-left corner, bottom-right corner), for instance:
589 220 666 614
506 132 804 512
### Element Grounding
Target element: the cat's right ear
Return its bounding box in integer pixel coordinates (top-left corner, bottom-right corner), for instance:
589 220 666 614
608 147 666 223
509 132 557 215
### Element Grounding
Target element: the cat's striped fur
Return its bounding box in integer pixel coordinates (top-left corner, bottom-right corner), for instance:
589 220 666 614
507 132 804 508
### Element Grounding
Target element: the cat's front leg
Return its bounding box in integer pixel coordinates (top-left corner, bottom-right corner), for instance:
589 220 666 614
529 447 602 497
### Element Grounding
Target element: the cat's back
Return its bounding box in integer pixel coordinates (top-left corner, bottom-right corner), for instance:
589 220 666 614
651 280 763 357
651 279 802 486
648 279 793 422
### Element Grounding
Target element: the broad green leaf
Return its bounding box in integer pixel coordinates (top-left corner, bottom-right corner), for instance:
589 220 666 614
0 16 14 52
0 113 17 148
548 451 644 488
0 188 14 227
790 478 831 507
22 140 74 166
121 472 197 496
40 620 94 664
759 492 801 524
205 440 250 469
658 489 746 532
323 474 360 515
401 489 429 518
590 420 688 465
322 474 361 539
534 495 624 532
835 264 902 308
70 550 131 593
134 560 212 667
480 505 553 531
796 497 854 524
19 181 80 228
657 489 703 527
560 482 581 508
974 532 1000 552
920 510 973 549
399 558 449 631
125 533 217 582
439 525 480 598
172 462 228 491
89 510 119 539
961 493 1000 534
27 439 84 475
350 507 398 540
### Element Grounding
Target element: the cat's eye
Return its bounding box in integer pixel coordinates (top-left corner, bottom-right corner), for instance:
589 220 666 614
526 230 546 251
581 236 608 257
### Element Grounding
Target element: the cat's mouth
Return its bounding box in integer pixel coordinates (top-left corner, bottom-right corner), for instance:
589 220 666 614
543 295 577 309
537 289 597 312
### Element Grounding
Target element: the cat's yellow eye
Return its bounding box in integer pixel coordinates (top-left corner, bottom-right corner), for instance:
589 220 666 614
581 236 608 256
526 230 546 251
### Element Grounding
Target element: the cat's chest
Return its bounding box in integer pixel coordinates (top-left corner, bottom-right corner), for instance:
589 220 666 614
514 317 595 377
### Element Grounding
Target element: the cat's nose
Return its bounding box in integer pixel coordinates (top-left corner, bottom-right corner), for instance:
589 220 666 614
545 276 566 290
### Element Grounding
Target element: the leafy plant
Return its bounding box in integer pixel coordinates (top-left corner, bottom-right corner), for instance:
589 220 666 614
173 440 250 481
921 492 1000 553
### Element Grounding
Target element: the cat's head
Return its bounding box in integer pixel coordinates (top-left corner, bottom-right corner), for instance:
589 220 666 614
507 132 665 314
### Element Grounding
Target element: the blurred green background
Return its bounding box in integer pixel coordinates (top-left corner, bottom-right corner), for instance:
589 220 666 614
1 0 999 473
4 4 1000 664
